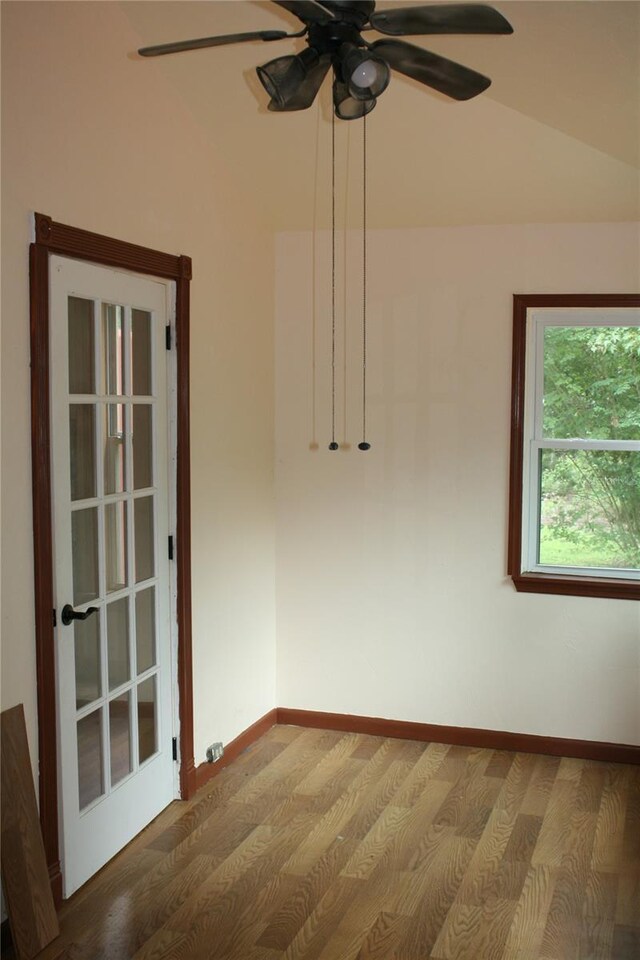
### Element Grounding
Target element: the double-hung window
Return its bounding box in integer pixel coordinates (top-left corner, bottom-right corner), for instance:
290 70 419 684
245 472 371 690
508 294 640 600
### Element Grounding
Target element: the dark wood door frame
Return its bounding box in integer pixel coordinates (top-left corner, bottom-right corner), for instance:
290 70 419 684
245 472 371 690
29 213 196 906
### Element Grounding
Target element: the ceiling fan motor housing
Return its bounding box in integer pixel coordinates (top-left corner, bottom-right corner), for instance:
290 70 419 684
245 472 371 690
318 1 376 28
307 20 367 57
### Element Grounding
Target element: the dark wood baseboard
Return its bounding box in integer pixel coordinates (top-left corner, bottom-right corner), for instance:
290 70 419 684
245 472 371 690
195 709 278 790
193 707 638 791
276 708 640 766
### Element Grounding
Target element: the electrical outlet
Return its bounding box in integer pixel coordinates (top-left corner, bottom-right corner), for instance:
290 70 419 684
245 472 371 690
206 741 224 763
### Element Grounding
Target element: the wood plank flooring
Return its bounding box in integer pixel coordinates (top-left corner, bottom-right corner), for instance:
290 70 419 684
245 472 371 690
4 724 639 960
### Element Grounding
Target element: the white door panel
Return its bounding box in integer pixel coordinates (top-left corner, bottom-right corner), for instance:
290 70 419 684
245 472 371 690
50 256 176 896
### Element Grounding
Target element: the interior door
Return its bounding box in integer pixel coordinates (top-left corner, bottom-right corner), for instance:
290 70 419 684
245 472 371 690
50 255 176 896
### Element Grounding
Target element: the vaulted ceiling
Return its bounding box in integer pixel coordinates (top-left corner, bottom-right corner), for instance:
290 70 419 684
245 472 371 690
122 1 640 230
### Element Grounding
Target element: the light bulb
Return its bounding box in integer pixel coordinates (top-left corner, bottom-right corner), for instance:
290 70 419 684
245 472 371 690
351 59 378 89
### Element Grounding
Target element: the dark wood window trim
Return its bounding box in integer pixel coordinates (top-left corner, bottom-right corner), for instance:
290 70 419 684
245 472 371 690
30 213 196 905
508 293 640 602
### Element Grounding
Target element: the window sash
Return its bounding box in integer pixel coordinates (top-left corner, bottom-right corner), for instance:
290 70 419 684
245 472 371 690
521 309 640 582
524 441 640 580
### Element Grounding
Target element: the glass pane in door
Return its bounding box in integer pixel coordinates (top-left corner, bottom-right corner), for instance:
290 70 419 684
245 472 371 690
137 676 157 764
105 501 128 593
135 587 156 674
77 709 104 810
132 405 153 489
109 692 132 787
72 508 99 604
74 615 101 709
103 304 125 396
69 405 96 501
134 497 155 582
68 297 95 395
107 597 130 690
132 310 152 395
104 404 126 495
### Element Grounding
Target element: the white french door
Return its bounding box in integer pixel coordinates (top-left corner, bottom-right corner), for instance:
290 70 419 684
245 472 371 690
50 256 176 896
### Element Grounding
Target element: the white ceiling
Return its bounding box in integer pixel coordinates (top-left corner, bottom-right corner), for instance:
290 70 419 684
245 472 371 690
122 1 640 230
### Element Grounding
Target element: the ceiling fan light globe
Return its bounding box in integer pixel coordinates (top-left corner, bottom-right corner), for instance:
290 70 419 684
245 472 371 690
344 52 389 101
256 64 280 103
257 50 320 109
333 78 376 120
351 59 378 89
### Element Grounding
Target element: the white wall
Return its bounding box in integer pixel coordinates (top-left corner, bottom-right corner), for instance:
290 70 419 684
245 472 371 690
275 222 640 746
2 2 638 805
0 1 276 772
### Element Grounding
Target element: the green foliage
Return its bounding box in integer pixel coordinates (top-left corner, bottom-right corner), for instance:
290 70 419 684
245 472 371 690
539 528 622 568
539 325 640 569
543 325 640 441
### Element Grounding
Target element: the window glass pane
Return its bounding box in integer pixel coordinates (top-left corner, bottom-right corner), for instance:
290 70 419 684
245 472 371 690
132 310 152 396
68 297 95 395
77 709 104 810
543 326 640 441
72 507 99 604
107 597 130 690
105 501 128 593
74 613 101 709
103 304 125 396
109 692 132 787
539 449 640 570
69 405 96 501
134 496 155 583
104 404 126 495
137 676 157 764
132 405 153 489
135 587 156 675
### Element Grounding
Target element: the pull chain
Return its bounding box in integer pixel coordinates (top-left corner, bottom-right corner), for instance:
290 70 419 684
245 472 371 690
358 114 370 451
329 109 338 451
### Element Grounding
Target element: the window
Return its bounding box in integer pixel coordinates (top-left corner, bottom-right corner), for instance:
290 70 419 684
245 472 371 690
508 294 640 600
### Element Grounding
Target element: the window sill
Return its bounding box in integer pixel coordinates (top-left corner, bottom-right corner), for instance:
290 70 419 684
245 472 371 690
512 571 640 601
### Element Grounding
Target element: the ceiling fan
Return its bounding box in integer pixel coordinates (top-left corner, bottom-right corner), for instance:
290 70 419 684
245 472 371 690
139 1 513 119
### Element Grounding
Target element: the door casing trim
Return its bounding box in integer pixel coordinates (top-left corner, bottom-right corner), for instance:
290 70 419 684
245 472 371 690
29 213 195 905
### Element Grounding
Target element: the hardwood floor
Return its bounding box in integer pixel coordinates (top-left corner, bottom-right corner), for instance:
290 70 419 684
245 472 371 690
5 724 639 960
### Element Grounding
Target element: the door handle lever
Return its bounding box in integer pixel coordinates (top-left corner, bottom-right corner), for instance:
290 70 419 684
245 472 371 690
61 604 99 627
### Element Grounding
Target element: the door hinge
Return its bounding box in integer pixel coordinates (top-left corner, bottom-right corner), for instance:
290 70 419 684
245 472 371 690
172 737 178 761
53 608 57 628
168 535 174 560
166 325 172 350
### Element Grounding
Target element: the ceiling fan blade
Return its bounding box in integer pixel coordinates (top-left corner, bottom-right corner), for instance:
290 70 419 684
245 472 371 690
371 39 491 100
265 54 332 111
370 4 513 36
273 1 332 23
138 30 288 57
